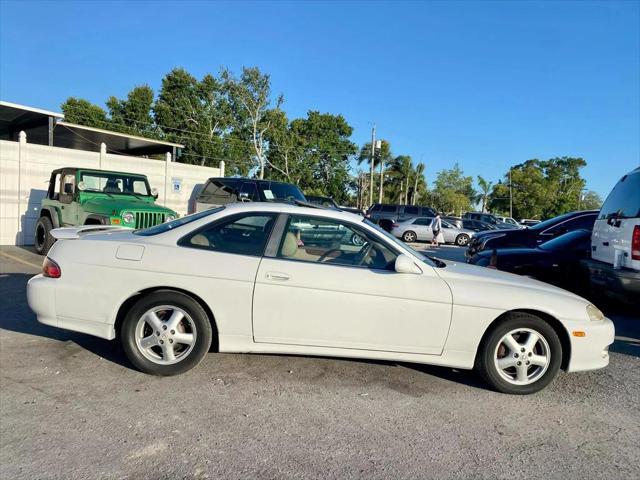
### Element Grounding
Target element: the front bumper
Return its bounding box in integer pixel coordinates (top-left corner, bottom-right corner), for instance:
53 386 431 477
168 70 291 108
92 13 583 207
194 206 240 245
566 317 615 373
582 258 640 299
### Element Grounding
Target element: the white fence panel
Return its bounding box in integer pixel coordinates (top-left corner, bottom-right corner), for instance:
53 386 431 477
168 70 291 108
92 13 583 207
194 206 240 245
0 137 222 245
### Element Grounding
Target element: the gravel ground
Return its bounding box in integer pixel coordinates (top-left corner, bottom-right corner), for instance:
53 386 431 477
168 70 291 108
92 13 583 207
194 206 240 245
1 245 638 480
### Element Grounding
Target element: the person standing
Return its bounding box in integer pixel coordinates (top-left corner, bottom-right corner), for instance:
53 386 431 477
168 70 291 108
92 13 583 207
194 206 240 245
431 213 444 246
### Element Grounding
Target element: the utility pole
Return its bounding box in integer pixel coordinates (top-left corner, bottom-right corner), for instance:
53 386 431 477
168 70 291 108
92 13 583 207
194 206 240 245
369 125 376 207
378 139 384 204
509 168 513 218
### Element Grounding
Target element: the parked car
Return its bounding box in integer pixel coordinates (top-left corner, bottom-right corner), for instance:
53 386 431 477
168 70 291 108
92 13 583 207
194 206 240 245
366 204 437 224
34 167 177 255
495 216 524 229
442 216 463 229
463 212 515 230
391 217 475 246
305 194 364 216
194 177 306 212
466 210 599 258
520 219 541 227
583 167 640 304
27 202 614 394
468 229 592 293
462 219 499 232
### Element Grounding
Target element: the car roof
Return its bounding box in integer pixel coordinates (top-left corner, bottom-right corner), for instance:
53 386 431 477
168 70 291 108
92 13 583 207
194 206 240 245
220 201 366 222
205 177 295 186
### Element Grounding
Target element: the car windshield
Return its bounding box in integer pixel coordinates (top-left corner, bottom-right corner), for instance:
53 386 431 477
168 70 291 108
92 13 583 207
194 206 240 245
134 207 225 236
528 212 579 231
259 182 306 202
363 219 442 267
539 229 590 251
79 171 151 196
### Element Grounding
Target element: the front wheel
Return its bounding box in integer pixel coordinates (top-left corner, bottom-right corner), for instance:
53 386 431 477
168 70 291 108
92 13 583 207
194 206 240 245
121 291 213 376
402 230 417 243
455 233 470 246
34 216 55 255
476 313 562 394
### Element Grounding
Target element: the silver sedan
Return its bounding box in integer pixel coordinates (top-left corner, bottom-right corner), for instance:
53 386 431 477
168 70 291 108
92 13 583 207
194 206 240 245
391 217 475 246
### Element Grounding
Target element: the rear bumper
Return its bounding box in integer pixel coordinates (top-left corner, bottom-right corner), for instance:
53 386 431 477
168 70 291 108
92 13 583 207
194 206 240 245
582 258 640 298
566 317 615 373
27 274 115 340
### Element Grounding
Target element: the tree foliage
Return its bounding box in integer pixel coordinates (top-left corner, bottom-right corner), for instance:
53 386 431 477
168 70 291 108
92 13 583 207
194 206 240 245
60 98 108 127
431 163 476 215
489 157 589 219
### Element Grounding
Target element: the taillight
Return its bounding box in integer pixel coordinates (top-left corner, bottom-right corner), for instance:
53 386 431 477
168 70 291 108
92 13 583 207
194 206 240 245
632 225 640 261
392 223 399 228
42 257 61 278
488 250 498 269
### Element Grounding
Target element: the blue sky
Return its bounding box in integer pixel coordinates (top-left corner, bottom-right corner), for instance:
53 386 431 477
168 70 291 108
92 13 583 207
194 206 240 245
1 0 638 198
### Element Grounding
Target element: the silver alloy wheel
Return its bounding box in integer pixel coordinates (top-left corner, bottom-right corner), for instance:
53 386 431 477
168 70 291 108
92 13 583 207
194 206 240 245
403 231 417 242
494 328 550 385
456 234 470 246
134 305 197 365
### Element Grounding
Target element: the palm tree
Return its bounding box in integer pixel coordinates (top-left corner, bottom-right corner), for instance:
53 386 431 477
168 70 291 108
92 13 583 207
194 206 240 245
412 162 425 205
477 175 493 213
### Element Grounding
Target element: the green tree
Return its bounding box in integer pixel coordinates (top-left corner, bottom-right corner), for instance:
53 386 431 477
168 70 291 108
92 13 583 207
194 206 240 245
265 111 356 203
106 85 156 137
223 66 283 179
489 157 589 219
476 175 493 213
60 98 109 128
580 190 603 210
432 163 476 215
357 140 392 205
412 162 426 205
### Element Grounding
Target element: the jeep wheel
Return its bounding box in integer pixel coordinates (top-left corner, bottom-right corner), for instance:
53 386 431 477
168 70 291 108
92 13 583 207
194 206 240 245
34 216 55 255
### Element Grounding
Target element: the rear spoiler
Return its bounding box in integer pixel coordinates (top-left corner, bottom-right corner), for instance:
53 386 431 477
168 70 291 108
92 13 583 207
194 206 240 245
51 226 130 240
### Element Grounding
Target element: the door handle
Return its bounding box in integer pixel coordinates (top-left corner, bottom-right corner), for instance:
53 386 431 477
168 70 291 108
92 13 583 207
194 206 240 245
266 272 290 281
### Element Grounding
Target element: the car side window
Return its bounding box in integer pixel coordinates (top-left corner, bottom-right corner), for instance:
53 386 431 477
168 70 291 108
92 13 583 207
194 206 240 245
50 173 61 200
403 206 419 215
180 213 277 256
238 182 258 202
277 215 397 270
380 205 396 213
413 218 432 226
198 180 238 205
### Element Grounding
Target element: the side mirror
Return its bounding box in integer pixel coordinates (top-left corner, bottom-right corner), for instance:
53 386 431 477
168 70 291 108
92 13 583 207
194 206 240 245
151 187 159 200
394 254 422 274
238 192 251 202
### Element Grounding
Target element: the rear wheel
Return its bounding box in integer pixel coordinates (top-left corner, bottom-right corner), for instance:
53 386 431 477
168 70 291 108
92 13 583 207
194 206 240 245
476 312 562 394
455 233 470 246
34 216 55 255
402 230 417 243
121 291 213 376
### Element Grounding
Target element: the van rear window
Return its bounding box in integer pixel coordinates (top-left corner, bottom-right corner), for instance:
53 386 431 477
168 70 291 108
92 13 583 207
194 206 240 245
599 170 640 220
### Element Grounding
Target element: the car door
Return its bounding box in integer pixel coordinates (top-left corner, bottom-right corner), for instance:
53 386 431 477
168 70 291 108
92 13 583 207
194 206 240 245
411 217 433 240
176 211 279 336
58 170 78 225
252 214 453 355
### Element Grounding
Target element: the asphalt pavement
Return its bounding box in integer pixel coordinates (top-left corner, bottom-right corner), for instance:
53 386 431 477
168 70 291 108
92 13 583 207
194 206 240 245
0 245 638 480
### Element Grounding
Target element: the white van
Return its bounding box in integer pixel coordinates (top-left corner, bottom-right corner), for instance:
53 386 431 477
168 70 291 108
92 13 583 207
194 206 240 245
585 167 640 302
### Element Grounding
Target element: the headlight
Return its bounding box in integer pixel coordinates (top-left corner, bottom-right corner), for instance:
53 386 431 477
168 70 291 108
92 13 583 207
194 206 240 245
586 304 605 322
165 214 176 222
122 212 135 224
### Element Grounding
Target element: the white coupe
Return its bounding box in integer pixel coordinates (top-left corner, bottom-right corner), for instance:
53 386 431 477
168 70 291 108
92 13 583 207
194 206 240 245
27 202 614 394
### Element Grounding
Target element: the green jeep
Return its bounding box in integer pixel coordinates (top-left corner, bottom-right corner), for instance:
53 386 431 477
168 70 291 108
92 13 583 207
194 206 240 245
34 167 178 254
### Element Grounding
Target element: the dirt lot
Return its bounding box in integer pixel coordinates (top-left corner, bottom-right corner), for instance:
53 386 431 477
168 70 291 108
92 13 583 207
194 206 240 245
1 245 638 480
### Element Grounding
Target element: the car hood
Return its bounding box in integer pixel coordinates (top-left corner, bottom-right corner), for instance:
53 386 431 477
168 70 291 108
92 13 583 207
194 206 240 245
434 258 586 307
475 247 547 259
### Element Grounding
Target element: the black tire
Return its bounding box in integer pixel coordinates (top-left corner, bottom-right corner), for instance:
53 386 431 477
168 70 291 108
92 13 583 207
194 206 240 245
34 216 55 255
402 230 417 243
476 312 562 394
455 233 470 246
121 290 213 376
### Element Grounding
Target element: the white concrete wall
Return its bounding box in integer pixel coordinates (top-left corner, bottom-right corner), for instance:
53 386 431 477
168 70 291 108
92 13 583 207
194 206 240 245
0 136 223 245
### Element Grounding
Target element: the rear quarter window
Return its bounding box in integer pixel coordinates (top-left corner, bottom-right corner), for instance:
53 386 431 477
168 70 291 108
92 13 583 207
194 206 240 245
381 205 397 213
599 171 640 220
